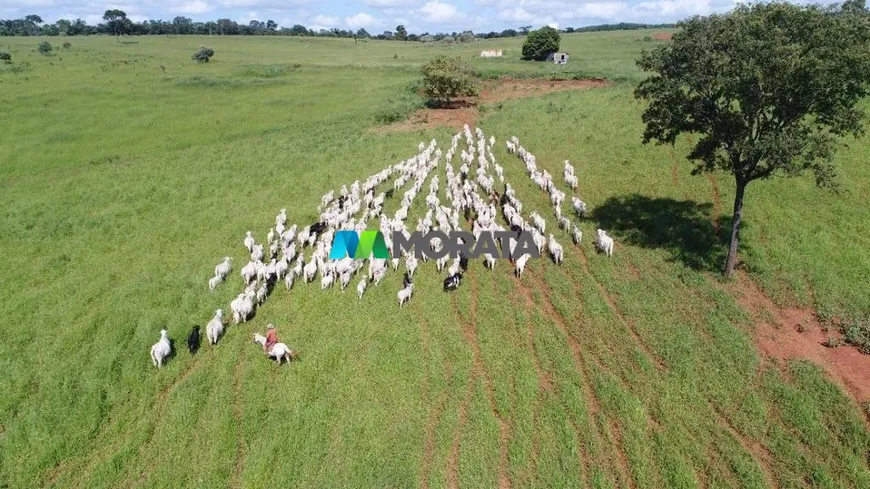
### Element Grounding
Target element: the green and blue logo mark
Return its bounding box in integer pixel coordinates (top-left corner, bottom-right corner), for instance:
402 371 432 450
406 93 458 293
329 230 390 259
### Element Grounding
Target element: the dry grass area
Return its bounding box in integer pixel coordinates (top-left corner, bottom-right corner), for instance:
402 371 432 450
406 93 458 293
378 78 610 132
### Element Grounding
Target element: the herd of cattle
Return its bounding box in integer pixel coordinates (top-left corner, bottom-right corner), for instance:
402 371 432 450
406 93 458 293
150 125 616 368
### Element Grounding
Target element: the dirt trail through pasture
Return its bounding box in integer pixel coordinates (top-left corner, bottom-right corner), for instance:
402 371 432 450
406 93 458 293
524 267 637 489
511 275 592 487
414 300 446 489
707 399 777 487
576 248 668 372
728 271 870 407
379 78 609 133
229 352 248 489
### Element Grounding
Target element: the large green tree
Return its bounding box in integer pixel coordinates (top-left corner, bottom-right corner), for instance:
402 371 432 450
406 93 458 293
522 26 560 60
635 1 870 276
102 9 129 38
421 55 479 106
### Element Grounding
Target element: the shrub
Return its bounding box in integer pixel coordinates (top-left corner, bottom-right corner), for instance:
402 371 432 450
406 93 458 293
421 55 479 106
63 42 72 49
192 46 215 63
37 41 53 56
458 31 475 43
0 50 10 63
842 316 870 354
522 26 560 61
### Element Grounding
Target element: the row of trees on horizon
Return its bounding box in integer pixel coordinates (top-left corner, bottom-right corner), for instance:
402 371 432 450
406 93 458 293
0 13 675 40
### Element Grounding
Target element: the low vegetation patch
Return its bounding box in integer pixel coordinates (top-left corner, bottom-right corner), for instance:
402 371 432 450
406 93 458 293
191 46 214 63
239 63 298 78
37 41 52 55
842 316 870 354
420 55 479 107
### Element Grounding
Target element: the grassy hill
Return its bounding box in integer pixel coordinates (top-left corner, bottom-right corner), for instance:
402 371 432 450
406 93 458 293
1 31 868 488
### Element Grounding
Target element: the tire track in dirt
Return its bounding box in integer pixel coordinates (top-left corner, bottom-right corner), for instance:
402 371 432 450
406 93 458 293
606 419 637 489
511 277 551 485
132 354 214 487
706 400 776 488
77 354 212 488
446 365 474 489
445 289 476 489
50 353 209 487
422 389 449 489
415 300 448 489
229 350 248 489
576 248 668 372
519 269 629 488
529 266 636 488
511 277 590 487
463 272 511 489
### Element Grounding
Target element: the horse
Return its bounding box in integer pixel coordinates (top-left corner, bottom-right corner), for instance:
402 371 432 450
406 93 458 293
252 333 296 365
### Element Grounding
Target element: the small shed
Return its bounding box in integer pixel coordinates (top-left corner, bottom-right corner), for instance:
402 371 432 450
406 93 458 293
547 52 569 64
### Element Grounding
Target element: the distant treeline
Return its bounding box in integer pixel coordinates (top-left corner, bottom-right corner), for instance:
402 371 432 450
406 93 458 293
566 23 677 32
1 13 675 39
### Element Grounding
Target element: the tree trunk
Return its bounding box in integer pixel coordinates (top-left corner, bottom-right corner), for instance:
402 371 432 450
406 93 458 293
724 178 747 277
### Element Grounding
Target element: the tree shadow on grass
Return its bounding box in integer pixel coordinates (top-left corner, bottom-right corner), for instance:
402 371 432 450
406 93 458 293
591 194 748 272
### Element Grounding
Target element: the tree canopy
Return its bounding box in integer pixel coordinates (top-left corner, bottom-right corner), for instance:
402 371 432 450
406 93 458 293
102 9 130 37
522 26 560 60
420 55 479 106
635 1 870 275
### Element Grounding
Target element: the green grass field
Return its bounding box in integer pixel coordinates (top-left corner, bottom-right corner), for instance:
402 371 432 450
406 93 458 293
1 31 869 488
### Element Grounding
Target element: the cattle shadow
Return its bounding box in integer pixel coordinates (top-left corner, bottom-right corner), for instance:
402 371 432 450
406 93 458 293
591 194 747 272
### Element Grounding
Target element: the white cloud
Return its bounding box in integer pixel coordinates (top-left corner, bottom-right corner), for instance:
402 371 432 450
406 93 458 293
345 11 378 28
636 0 712 16
237 10 259 23
313 14 340 26
416 1 463 22
498 7 535 23
218 0 311 7
571 2 630 20
498 7 555 27
169 0 212 14
363 0 418 6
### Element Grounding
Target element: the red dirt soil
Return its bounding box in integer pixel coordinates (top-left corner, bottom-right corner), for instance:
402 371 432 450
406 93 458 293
652 32 673 41
729 271 870 405
378 78 609 133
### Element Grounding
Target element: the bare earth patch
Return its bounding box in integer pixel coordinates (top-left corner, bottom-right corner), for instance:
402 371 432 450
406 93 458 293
729 271 870 405
652 32 673 41
378 78 609 133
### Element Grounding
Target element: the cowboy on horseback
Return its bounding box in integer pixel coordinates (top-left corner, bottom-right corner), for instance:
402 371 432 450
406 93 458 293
263 324 278 356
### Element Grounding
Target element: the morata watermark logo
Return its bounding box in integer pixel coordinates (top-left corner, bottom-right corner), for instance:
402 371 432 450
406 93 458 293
329 230 391 259
329 230 541 260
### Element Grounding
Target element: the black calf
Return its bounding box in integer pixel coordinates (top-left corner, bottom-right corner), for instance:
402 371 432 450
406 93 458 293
443 272 462 292
187 325 201 355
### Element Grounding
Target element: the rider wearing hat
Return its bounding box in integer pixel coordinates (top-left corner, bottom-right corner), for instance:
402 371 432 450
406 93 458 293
263 324 278 355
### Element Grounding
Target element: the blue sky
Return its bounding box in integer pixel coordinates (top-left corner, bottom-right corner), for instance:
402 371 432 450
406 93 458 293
2 0 749 33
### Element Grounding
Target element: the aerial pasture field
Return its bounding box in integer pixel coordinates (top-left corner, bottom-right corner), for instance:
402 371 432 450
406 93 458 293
1 31 870 488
